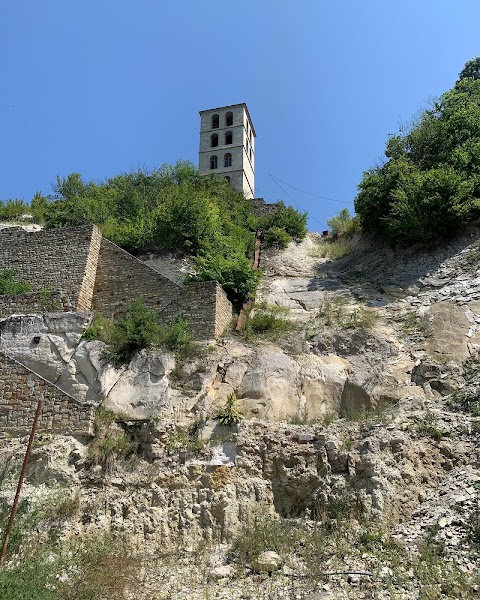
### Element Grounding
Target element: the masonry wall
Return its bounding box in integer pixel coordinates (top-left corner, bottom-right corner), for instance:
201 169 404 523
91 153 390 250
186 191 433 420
159 281 232 339
0 226 100 312
0 352 95 436
93 238 183 316
0 291 66 315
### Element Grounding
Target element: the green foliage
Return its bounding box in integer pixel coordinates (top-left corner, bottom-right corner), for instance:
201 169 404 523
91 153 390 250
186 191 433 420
0 269 32 295
326 208 361 238
92 298 197 367
88 407 136 471
258 201 308 242
214 393 244 427
82 314 113 342
229 513 299 567
244 301 293 338
263 226 291 249
190 249 261 308
32 161 302 306
458 56 480 81
313 239 350 259
318 297 377 329
102 296 161 366
355 66 480 246
0 199 29 222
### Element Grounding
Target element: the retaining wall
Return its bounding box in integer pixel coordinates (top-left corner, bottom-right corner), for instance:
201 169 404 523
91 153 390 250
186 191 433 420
0 226 101 311
0 352 95 436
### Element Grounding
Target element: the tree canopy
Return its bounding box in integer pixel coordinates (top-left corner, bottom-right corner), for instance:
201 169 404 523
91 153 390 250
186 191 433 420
355 60 480 246
3 162 307 307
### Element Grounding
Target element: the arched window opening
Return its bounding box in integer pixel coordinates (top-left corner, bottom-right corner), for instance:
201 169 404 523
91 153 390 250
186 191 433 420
225 176 231 184
224 153 232 167
211 133 218 148
212 114 219 129
210 155 218 170
250 148 253 162
225 112 233 126
225 131 233 145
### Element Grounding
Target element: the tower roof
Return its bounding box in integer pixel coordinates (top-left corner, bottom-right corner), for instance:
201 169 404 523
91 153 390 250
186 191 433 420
199 103 256 137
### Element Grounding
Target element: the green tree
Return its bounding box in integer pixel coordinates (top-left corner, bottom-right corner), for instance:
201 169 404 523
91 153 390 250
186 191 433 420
458 56 480 82
355 62 480 246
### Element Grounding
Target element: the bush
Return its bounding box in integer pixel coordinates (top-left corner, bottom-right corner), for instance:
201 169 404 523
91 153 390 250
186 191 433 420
326 208 361 238
244 302 293 337
263 226 291 249
0 269 31 295
355 71 480 246
258 201 308 242
214 393 244 427
102 296 161 366
313 239 350 259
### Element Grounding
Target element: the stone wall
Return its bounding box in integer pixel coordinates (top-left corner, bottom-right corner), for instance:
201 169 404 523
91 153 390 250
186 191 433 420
94 238 232 339
0 351 95 436
0 291 66 315
93 238 183 316
0 225 232 340
159 281 232 339
0 226 101 311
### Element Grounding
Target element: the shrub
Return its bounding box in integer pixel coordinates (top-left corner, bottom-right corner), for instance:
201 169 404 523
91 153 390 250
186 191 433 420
214 393 244 427
326 208 361 238
88 407 135 472
263 226 291 249
244 302 293 337
82 314 113 342
258 201 308 242
313 239 350 259
102 296 161 366
0 269 31 295
318 297 377 329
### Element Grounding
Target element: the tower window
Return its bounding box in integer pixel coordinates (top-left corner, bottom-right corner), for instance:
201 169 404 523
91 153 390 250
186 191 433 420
210 155 218 170
212 114 219 129
211 133 218 148
225 112 233 126
224 153 232 167
250 148 252 161
225 176 231 184
225 131 233 145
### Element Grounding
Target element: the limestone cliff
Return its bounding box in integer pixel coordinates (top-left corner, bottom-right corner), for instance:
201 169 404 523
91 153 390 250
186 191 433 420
0 230 479 599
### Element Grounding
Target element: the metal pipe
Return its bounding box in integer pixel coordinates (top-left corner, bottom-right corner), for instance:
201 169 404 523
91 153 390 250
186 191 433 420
0 398 43 567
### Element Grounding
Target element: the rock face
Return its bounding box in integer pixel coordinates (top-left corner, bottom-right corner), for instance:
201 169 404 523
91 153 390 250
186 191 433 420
2 230 480 599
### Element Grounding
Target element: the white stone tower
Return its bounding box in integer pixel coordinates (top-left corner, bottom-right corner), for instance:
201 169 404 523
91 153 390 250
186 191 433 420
198 103 255 198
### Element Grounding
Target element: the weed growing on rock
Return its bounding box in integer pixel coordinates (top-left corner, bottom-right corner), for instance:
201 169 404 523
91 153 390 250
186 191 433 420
214 393 244 427
312 239 350 259
318 297 377 329
0 268 31 295
88 407 136 472
243 302 294 340
416 411 445 441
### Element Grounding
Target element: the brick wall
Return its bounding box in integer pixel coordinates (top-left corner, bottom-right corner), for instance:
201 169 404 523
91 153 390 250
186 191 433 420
0 352 95 436
0 226 100 312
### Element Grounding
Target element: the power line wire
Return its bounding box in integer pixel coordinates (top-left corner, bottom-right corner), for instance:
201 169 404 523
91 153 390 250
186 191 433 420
267 173 352 204
268 173 329 231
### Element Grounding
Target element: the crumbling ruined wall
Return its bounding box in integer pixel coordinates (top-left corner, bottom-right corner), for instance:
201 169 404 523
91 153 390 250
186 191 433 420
0 351 95 436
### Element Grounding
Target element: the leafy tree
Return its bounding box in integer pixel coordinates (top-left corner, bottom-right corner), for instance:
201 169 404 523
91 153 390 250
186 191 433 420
355 62 480 246
458 56 480 81
30 161 306 305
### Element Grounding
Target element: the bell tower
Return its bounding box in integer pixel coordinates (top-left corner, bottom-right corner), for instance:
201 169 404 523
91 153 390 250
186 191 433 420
198 103 255 198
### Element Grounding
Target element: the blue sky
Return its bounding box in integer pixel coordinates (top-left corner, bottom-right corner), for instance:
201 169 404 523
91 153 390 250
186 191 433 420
1 0 479 231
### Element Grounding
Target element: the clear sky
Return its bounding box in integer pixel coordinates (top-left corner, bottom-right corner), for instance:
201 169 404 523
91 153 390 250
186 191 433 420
1 0 479 231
